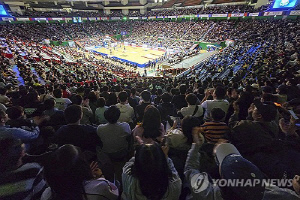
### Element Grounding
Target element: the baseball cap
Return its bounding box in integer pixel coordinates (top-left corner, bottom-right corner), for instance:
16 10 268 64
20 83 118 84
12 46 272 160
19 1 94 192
215 143 265 200
254 100 277 122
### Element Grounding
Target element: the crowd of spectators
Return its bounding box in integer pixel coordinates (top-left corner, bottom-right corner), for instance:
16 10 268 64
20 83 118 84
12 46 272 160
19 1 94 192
0 16 300 200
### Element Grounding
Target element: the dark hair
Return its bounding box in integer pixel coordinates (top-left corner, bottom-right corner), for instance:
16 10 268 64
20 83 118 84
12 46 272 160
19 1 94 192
64 105 82 124
185 93 198 105
97 97 106 108
44 144 93 200
211 108 225 122
0 134 23 173
44 99 55 110
118 91 128 103
104 105 120 124
181 116 201 145
0 87 7 95
215 86 226 99
132 143 169 200
161 92 172 103
70 94 83 105
141 90 151 102
179 84 187 95
53 89 62 98
142 105 161 139
6 106 23 120
87 91 97 102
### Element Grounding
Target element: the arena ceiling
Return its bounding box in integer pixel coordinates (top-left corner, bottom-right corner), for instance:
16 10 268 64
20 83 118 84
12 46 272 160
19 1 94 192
2 0 157 10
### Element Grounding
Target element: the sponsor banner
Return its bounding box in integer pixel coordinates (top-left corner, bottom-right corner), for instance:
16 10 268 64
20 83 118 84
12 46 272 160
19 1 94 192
230 13 245 17
96 17 101 20
290 10 300 15
111 17 121 20
65 18 72 21
212 14 228 17
168 16 177 18
34 18 47 21
249 12 260 16
185 15 192 17
100 17 109 20
82 17 88 20
16 18 30 21
129 17 139 19
178 15 185 18
1 17 15 21
264 11 283 16
88 17 96 20
142 17 148 19
157 16 164 18
199 14 209 17
149 16 156 19
52 18 64 20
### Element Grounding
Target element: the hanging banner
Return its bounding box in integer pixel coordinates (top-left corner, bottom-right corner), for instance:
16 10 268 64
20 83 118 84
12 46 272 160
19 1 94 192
129 17 139 19
142 17 148 19
16 18 30 21
34 18 47 21
149 16 156 19
229 13 245 17
199 14 209 17
88 17 96 20
212 14 228 17
1 17 15 21
290 10 300 15
100 17 109 20
168 16 177 18
249 13 260 16
264 11 283 16
52 18 65 20
111 17 121 20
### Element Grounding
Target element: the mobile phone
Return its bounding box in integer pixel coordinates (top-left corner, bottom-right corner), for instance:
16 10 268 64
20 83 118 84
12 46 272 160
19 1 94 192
175 117 181 128
288 110 299 120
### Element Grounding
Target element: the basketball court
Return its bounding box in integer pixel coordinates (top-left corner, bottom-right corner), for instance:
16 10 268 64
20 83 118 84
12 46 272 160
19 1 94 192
89 45 166 67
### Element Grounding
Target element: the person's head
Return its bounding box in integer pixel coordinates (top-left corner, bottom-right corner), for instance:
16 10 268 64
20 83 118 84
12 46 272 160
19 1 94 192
104 105 120 124
44 98 56 110
185 93 198 105
53 89 62 98
44 144 93 200
0 134 24 173
70 94 83 105
132 143 169 200
161 92 172 103
64 105 82 124
6 106 24 120
276 85 287 95
131 88 136 96
252 100 277 122
87 91 97 102
181 116 201 145
97 97 106 108
0 87 7 95
293 175 300 195
0 109 8 125
211 108 225 122
179 84 187 95
26 91 39 103
213 143 265 200
262 86 273 94
213 86 226 100
142 105 161 139
141 90 151 103
118 91 128 103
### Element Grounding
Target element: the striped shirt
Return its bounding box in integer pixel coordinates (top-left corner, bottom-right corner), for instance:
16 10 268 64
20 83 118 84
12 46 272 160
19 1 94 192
200 122 230 144
0 163 47 200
